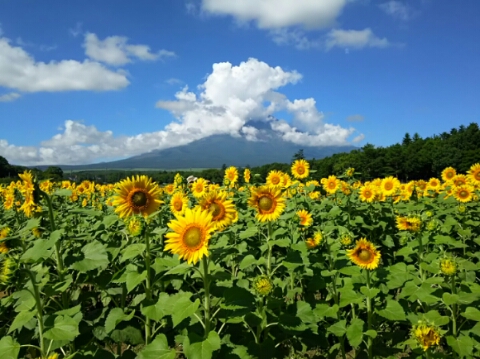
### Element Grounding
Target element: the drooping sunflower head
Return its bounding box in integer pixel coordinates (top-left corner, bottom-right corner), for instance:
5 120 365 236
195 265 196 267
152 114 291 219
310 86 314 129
345 167 355 177
346 238 381 270
0 227 11 240
253 275 273 296
0 258 14 285
112 175 163 219
323 175 340 194
0 241 8 254
296 209 313 227
306 232 322 249
453 185 473 203
164 207 215 265
412 321 441 351
266 170 284 187
243 168 251 183
439 257 457 276
467 163 480 185
224 166 239 184
199 190 237 231
291 159 310 180
170 191 188 216
247 185 286 222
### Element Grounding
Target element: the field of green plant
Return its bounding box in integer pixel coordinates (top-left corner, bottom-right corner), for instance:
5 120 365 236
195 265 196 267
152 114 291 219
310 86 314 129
0 162 479 359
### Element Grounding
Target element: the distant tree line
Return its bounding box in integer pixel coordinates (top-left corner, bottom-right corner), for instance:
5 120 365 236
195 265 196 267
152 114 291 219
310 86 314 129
1 123 479 185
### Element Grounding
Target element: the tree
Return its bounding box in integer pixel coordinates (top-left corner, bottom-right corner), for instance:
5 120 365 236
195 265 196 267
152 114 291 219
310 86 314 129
292 149 305 162
0 156 9 178
44 166 64 181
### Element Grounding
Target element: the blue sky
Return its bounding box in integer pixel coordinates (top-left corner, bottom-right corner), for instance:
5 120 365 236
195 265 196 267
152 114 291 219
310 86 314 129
0 0 479 165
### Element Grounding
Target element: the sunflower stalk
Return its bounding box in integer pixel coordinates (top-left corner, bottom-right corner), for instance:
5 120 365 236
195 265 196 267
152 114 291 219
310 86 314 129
202 256 212 337
144 227 153 344
267 221 274 276
451 275 457 338
26 269 46 357
366 270 374 359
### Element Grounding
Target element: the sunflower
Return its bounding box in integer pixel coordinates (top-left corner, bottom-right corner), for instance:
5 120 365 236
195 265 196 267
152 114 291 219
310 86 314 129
441 167 456 182
340 233 353 247
0 242 8 254
282 173 292 188
452 174 468 187
244 168 251 183
381 176 400 196
396 216 422 232
126 216 144 237
248 186 285 222
0 258 13 285
164 207 215 265
199 190 236 231
266 170 284 187
467 163 480 186
170 191 188 216
359 184 376 203
306 232 322 249
439 257 457 276
452 185 474 203
112 175 163 219
0 227 11 240
164 183 175 195
346 238 381 270
426 178 441 192
416 180 427 192
224 166 239 185
297 209 313 227
291 159 309 180
191 178 208 198
412 322 441 351
345 167 355 177
323 175 340 194
253 275 273 296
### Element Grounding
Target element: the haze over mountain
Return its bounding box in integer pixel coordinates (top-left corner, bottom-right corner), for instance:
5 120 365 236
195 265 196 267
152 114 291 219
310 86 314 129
41 120 355 170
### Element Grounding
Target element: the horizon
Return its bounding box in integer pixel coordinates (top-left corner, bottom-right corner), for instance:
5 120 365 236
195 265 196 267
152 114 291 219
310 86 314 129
1 1 479 166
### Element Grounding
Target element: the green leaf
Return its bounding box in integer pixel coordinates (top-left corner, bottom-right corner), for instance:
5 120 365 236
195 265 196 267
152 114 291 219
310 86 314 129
172 297 200 327
327 320 347 337
0 336 20 359
296 301 314 324
121 243 146 262
71 240 109 272
346 318 364 348
21 238 55 262
338 266 361 276
126 270 147 293
376 300 406 321
137 334 176 359
314 304 339 320
8 310 36 334
462 307 480 321
446 335 474 357
339 288 363 308
183 331 221 359
152 256 180 273
239 227 257 239
105 308 135 333
442 293 460 305
360 286 380 299
53 189 72 197
141 293 170 321
164 262 191 275
239 255 257 270
44 315 80 341
364 330 377 339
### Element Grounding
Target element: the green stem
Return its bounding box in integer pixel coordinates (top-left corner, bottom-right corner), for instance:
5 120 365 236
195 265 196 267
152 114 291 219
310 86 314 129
366 270 373 359
202 256 211 337
27 270 45 356
266 222 273 276
451 275 457 338
144 228 152 344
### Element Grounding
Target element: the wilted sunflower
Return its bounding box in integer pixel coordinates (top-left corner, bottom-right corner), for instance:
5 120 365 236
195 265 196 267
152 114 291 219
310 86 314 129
412 322 441 351
467 163 480 186
170 191 188 216
199 190 236 231
297 209 313 227
248 185 285 222
291 159 310 180
244 168 251 183
112 175 163 219
346 238 381 270
453 185 474 203
224 166 239 185
266 170 284 187
164 207 215 265
323 175 340 194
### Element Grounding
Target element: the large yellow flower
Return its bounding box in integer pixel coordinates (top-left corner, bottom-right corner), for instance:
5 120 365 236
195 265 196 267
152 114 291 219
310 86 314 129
244 168 251 183
112 175 163 219
248 185 285 222
170 191 188 216
266 170 284 187
452 185 474 203
323 175 340 194
412 322 441 351
452 174 468 187
164 207 215 265
467 163 480 186
346 238 381 270
191 178 208 198
381 176 400 196
441 167 456 182
199 190 236 231
297 209 313 227
224 166 239 185
359 184 376 203
291 159 309 180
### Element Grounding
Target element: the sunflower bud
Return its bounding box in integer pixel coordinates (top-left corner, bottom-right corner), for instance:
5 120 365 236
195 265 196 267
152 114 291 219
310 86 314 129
439 257 457 276
126 216 145 237
253 275 273 296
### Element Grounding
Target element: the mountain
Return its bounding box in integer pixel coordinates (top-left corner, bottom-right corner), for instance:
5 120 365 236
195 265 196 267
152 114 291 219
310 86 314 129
37 120 356 170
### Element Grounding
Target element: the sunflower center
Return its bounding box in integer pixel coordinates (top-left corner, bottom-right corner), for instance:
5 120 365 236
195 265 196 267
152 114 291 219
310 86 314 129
209 202 224 219
183 226 203 248
364 190 372 198
358 249 372 262
384 183 393 190
459 190 468 198
328 181 336 189
259 196 274 212
474 172 480 181
131 190 148 207
174 200 183 211
271 177 280 185
297 167 305 175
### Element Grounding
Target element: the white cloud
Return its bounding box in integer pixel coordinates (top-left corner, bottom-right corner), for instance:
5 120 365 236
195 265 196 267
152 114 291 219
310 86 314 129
69 22 83 37
83 33 175 66
0 37 129 92
269 28 321 50
1 58 361 165
352 134 365 143
201 0 348 29
325 28 390 50
379 1 413 21
0 92 21 102
165 78 183 85
346 114 364 122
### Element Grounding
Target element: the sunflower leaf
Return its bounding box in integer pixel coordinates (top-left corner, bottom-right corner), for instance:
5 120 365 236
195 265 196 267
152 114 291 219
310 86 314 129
346 318 364 348
0 336 21 359
137 334 176 359
376 300 406 321
172 297 200 327
71 240 109 273
183 331 221 359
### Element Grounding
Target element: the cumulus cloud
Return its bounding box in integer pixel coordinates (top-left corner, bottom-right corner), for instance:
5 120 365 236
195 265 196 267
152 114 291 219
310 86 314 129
201 0 347 29
0 37 129 92
0 92 21 102
346 114 364 122
83 33 175 66
379 1 414 21
1 58 361 165
325 28 390 50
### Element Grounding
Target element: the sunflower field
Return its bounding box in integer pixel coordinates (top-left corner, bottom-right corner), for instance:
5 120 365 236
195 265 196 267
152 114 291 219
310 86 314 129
1 162 480 359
